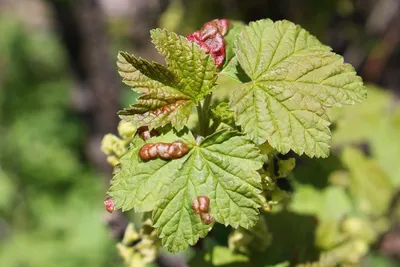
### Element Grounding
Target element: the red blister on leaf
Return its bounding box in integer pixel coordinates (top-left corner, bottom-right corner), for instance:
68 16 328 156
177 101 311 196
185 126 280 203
136 126 158 140
192 196 214 224
200 212 214 225
192 196 210 214
186 19 229 68
138 141 190 161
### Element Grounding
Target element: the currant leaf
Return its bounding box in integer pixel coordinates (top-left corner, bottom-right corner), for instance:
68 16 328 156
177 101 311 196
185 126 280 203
108 129 263 252
118 28 217 130
212 102 235 126
230 19 367 157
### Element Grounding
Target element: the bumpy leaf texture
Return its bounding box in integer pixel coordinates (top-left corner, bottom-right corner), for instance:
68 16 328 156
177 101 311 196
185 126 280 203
230 19 367 157
186 19 229 68
118 29 217 130
108 130 263 252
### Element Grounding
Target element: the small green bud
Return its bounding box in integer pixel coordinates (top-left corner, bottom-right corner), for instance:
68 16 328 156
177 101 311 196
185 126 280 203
118 120 137 140
101 134 127 157
107 155 120 167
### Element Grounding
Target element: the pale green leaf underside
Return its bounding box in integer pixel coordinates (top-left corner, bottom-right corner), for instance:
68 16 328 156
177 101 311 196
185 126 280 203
231 19 367 157
117 29 217 130
108 130 263 252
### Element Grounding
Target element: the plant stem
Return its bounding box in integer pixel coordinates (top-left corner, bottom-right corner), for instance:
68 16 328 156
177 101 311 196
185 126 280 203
210 117 221 133
202 93 212 115
197 102 204 135
197 93 213 136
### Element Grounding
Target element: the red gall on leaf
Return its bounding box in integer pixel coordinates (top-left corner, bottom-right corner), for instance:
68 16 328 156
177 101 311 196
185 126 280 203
200 212 214 225
139 141 190 161
136 126 158 140
192 196 210 214
192 196 214 224
104 197 115 213
186 19 229 68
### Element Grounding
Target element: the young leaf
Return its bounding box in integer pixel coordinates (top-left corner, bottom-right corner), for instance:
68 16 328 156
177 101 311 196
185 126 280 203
212 102 235 126
221 21 245 70
230 19 367 157
220 56 251 83
118 29 217 130
108 129 263 252
220 22 251 82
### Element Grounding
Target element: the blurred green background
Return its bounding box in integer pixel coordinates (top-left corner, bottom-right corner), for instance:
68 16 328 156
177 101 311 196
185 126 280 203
0 0 400 266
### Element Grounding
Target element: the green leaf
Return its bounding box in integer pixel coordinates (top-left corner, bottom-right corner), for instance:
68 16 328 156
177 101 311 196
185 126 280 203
221 21 245 69
108 129 263 252
316 220 347 249
230 19 366 157
220 21 250 83
117 29 217 130
220 56 251 83
205 246 250 266
371 108 400 186
212 102 235 126
290 184 352 221
330 84 393 146
341 147 394 217
330 85 400 186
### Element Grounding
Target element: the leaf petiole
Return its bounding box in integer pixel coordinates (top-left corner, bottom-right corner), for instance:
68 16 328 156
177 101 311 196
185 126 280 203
197 93 213 136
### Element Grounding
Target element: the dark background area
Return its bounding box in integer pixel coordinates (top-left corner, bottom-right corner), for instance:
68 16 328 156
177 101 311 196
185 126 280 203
1 0 400 266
